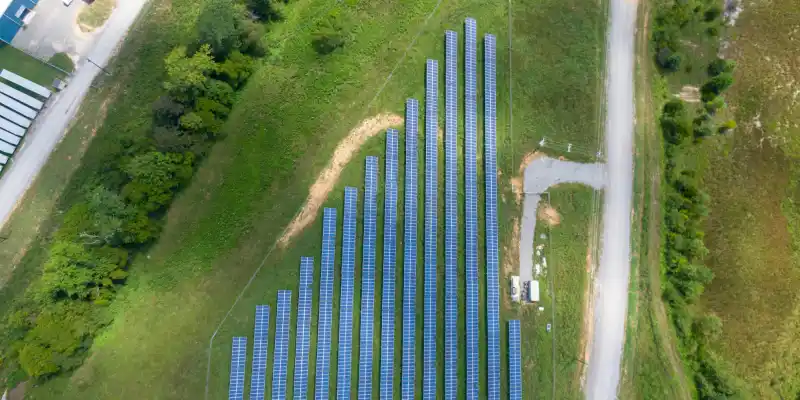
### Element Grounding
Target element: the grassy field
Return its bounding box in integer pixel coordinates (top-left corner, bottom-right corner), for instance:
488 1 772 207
509 185 599 400
695 1 800 397
0 45 65 86
0 0 607 398
77 0 116 31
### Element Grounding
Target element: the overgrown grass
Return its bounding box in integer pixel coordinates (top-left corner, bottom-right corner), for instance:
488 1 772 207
0 45 65 87
2 0 607 397
696 0 800 397
77 0 116 31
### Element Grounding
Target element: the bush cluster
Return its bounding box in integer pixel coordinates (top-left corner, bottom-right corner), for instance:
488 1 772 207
653 0 726 72
0 0 280 382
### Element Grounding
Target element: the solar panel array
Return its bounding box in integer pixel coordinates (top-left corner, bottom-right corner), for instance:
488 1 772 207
272 291 292 400
337 187 358 400
250 306 270 400
315 208 337 399
402 98 419 400
508 321 522 400
443 29 459 400
464 17 480 400
423 59 439 400
229 337 247 400
379 129 399 400
293 257 314 399
358 156 379 399
484 33 501 400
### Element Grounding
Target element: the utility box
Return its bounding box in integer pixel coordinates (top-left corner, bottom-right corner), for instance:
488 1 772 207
510 276 521 302
527 280 540 303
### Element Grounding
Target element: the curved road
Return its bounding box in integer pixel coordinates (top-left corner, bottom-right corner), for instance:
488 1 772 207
0 0 146 229
585 0 637 398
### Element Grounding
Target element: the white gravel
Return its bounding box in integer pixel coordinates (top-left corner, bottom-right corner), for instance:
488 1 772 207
585 0 638 398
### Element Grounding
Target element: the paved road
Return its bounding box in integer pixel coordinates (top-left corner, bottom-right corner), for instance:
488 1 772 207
0 0 147 230
519 157 606 282
585 0 638 398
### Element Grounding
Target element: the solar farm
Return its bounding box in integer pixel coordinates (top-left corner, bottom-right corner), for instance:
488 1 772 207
224 19 523 400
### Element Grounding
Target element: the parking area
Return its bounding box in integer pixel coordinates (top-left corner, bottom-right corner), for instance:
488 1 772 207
11 0 98 60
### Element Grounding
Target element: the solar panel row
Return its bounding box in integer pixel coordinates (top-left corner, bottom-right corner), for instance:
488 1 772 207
484 33 501 400
337 187 358 400
293 257 314 399
379 129 399 400
402 98 419 400
508 320 523 400
315 208 337 399
358 156 379 400
272 291 292 400
464 17 480 400
250 306 270 400
423 59 439 400
443 29 459 400
229 337 247 400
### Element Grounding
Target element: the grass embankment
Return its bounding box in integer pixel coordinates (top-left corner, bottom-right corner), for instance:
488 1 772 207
0 45 65 86
512 186 599 400
47 53 75 73
0 0 606 398
697 1 800 397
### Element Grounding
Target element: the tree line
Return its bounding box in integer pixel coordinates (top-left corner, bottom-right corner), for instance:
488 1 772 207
0 0 297 384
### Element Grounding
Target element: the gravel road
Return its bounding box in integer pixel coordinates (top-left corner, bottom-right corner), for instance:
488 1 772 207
0 0 147 230
585 0 638 398
519 157 606 282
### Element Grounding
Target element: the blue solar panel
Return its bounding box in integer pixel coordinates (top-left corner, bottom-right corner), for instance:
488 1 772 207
358 156 379 400
337 187 358 400
272 291 292 400
401 98 419 400
484 33 501 400
380 130 399 400
315 208 337 400
444 30 458 400
293 257 314 399
229 337 247 400
464 17 480 400
423 58 438 400
250 306 270 400
508 321 522 400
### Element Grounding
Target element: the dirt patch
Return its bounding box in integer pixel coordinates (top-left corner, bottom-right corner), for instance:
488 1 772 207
538 204 561 226
678 85 701 103
278 113 403 248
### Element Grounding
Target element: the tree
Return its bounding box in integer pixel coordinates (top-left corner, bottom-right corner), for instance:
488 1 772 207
704 96 725 114
246 0 282 21
197 0 247 58
701 73 734 101
707 58 736 76
152 95 186 127
704 5 722 22
122 152 195 211
217 51 255 89
656 47 682 72
203 79 235 107
179 112 205 132
36 241 129 302
152 125 196 153
718 119 737 134
163 45 218 102
312 31 344 55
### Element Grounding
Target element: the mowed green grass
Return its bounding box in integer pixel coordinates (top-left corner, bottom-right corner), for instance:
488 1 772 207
694 1 800 397
14 0 608 398
0 45 65 86
505 185 598 400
